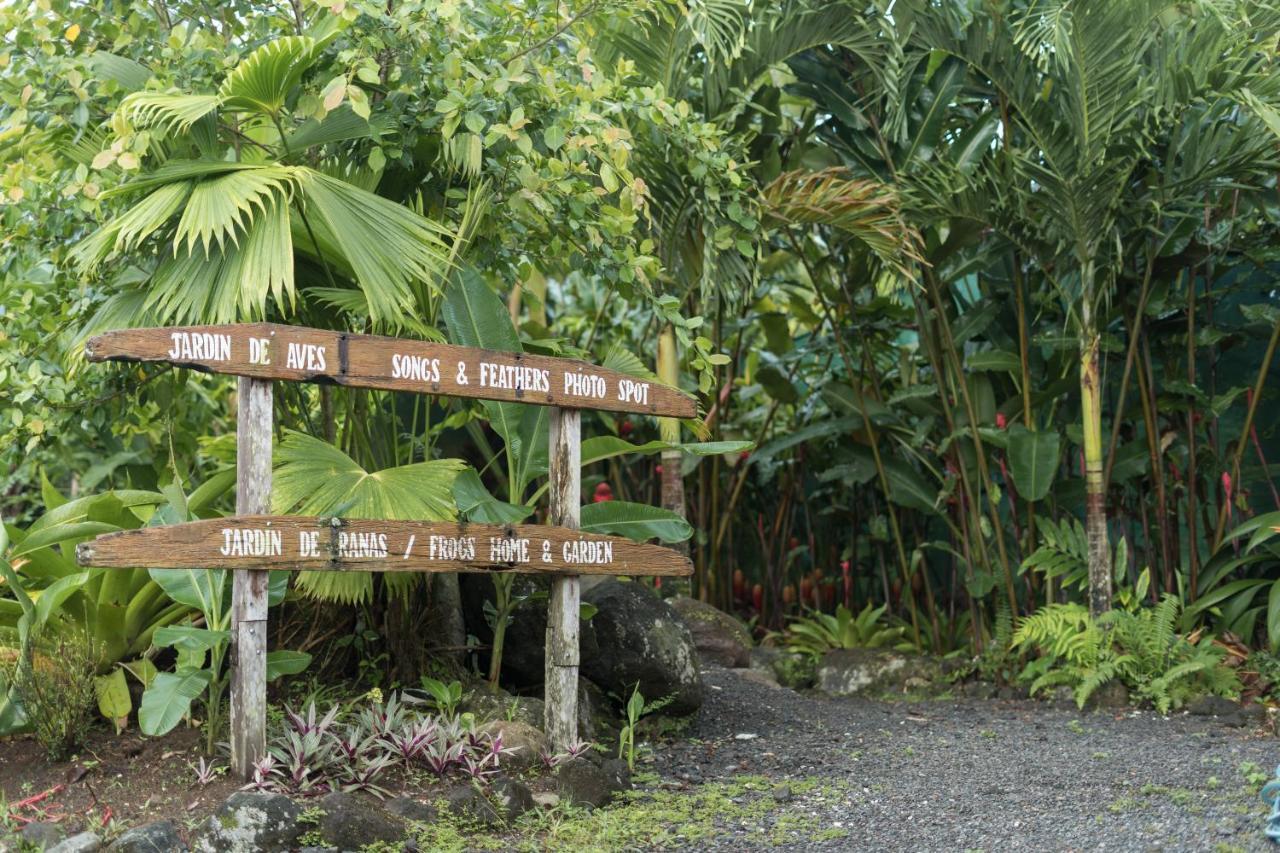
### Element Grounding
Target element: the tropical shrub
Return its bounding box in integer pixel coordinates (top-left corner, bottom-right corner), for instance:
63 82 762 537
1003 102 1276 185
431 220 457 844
2 629 98 760
782 602 913 659
1013 595 1240 713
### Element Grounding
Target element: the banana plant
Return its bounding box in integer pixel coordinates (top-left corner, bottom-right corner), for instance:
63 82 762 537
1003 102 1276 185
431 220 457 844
442 267 723 684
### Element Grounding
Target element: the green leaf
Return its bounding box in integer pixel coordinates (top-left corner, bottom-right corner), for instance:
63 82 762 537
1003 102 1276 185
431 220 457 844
153 626 229 655
265 650 312 681
273 431 464 521
138 668 213 736
1006 425 1060 502
882 458 939 515
218 35 331 116
149 568 226 614
966 350 1021 373
297 168 451 326
1267 580 1280 654
580 501 693 543
682 441 754 456
94 668 131 730
453 469 533 524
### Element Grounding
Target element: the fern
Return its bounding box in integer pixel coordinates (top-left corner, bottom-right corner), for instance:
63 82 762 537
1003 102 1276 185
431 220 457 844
1014 595 1240 712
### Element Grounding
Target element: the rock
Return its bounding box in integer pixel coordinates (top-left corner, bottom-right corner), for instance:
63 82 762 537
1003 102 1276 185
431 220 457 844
192 791 302 852
668 596 752 668
21 822 64 850
317 791 407 849
532 792 560 809
1241 702 1267 722
751 646 815 690
490 777 536 821
48 833 102 853
816 648 940 696
384 796 438 823
962 681 998 700
480 719 550 772
460 685 543 728
772 784 793 803
444 785 503 828
460 575 550 687
577 677 615 743
1187 695 1240 717
556 756 632 808
107 821 187 853
580 579 702 714
1086 681 1129 710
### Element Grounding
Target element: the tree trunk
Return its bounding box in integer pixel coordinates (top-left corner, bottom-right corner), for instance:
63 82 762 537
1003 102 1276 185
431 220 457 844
1080 332 1112 616
657 327 688 561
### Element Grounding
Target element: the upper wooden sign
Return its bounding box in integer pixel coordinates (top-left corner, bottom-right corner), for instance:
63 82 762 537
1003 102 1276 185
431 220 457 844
76 516 693 577
85 324 696 418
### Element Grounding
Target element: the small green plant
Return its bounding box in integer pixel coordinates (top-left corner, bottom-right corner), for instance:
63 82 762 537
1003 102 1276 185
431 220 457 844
1013 594 1239 713
617 684 674 771
782 602 913 658
418 676 463 719
3 628 98 761
1067 719 1086 735
1240 761 1269 787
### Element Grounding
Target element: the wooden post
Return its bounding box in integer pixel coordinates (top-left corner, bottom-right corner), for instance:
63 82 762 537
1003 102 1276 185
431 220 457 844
545 407 580 751
231 376 272 779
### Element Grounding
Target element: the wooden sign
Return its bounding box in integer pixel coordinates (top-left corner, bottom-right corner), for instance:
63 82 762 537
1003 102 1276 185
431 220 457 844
76 516 694 577
85 324 696 418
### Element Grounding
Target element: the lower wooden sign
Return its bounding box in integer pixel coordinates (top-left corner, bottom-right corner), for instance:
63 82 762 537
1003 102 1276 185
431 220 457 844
76 516 693 577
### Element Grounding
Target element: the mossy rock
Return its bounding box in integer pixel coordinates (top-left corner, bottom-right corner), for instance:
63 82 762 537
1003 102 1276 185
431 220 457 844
668 596 753 668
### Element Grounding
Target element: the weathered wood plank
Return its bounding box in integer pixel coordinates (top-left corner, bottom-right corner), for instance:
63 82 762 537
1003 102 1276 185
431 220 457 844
545 407 581 752
75 516 694 577
230 376 271 780
84 323 697 418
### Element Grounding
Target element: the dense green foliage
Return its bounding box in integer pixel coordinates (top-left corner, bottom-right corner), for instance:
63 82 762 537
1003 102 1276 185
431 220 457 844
5 0 1280 736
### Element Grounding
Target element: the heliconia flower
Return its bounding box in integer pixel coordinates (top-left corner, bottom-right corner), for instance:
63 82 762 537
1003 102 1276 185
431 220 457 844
593 482 614 503
655 464 663 475
1222 471 1233 502
620 420 633 437
996 412 1008 429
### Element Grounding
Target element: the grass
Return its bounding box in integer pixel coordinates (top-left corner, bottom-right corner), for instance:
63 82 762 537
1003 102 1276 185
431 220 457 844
402 774 856 851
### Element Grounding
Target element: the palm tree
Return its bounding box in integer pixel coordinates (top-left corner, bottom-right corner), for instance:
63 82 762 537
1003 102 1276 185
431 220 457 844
904 0 1280 615
72 34 455 333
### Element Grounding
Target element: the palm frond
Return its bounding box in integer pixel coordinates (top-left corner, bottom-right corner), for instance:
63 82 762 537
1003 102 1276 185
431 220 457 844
118 92 221 135
295 168 453 325
173 166 297 256
218 35 330 116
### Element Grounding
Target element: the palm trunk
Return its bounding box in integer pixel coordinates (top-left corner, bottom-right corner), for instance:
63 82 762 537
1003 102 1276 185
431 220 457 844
1080 329 1112 615
657 327 688 560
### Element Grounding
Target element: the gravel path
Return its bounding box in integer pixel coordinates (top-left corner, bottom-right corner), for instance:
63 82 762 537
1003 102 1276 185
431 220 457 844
650 666 1279 852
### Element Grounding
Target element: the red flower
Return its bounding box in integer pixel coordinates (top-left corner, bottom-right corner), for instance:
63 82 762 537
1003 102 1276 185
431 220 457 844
619 420 633 437
593 482 614 503
1222 471 1233 502
996 412 1008 429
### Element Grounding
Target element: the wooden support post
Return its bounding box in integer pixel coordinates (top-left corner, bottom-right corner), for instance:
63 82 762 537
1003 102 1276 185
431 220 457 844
545 407 580 752
231 376 272 779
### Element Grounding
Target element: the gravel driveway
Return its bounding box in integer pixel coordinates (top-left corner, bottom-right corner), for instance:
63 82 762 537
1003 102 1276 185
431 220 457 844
649 666 1279 852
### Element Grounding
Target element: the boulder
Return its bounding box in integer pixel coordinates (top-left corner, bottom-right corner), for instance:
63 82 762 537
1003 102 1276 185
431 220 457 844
192 792 302 852
580 579 702 714
460 575 549 688
107 821 187 853
816 648 939 696
556 757 632 808
20 822 64 850
668 596 752 668
479 719 550 772
460 684 544 728
48 833 101 853
316 791 407 849
489 777 536 821
443 785 502 828
384 796 437 824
